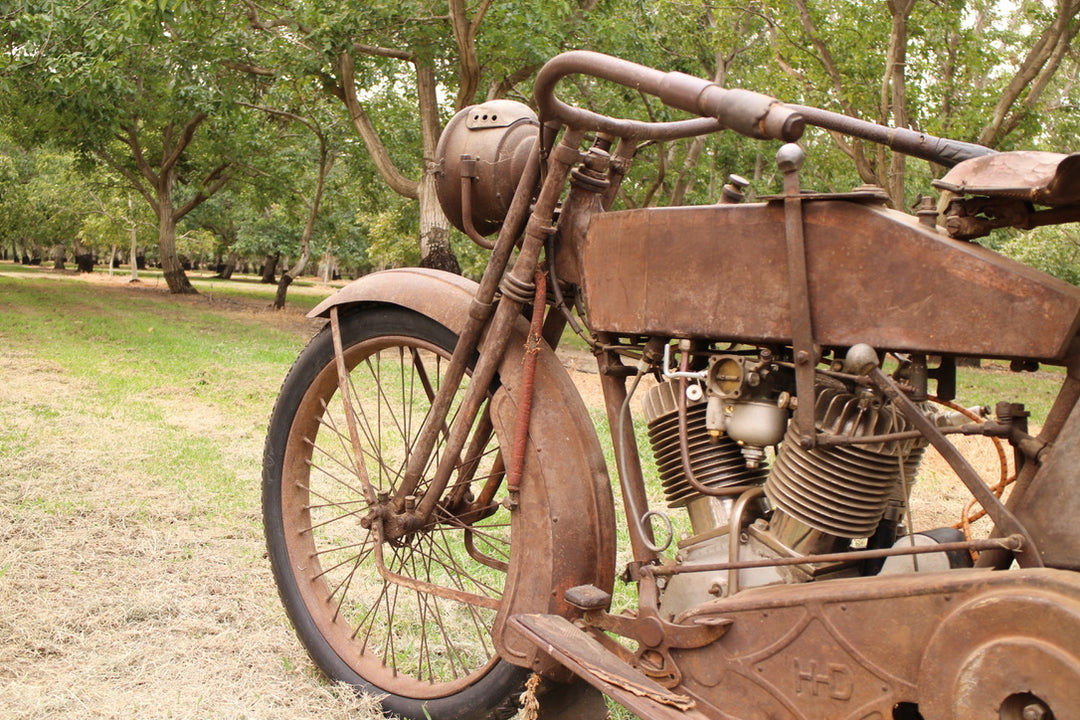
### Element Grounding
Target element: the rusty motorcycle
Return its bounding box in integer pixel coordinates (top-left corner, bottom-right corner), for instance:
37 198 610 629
262 51 1080 720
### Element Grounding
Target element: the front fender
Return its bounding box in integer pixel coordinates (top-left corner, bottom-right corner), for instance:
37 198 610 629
311 268 617 670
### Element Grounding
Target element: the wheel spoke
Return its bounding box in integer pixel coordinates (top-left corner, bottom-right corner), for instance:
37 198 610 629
272 314 521 710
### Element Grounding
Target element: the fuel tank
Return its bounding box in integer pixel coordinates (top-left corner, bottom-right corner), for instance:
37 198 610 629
580 199 1080 361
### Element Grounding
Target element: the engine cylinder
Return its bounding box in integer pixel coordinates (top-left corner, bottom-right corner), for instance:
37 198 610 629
765 385 924 539
642 380 767 507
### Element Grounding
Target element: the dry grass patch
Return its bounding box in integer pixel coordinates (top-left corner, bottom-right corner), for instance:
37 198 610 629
0 283 384 719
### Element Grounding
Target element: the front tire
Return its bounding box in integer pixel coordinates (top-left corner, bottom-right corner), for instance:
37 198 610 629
263 306 527 719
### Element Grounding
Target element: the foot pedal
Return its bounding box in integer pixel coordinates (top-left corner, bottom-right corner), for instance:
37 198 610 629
564 584 611 611
511 613 712 720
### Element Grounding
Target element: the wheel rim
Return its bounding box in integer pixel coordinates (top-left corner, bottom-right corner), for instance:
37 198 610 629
280 333 510 698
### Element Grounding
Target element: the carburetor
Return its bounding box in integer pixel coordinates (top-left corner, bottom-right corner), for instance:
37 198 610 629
704 349 791 469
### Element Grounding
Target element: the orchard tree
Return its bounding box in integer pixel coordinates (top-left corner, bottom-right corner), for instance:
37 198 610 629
241 0 608 272
0 142 89 268
760 0 1080 207
239 77 344 308
0 0 269 293
79 185 156 281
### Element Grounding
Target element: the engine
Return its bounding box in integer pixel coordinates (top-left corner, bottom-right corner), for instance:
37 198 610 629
645 346 943 618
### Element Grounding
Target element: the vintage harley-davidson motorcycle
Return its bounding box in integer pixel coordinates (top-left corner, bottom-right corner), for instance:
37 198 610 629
262 51 1080 720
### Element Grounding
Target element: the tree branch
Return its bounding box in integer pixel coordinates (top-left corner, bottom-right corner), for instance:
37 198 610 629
221 59 276 77
487 62 540 101
115 125 159 190
93 147 158 214
161 113 208 177
174 163 232 221
352 42 415 61
337 51 419 200
449 0 493 108
978 0 1080 146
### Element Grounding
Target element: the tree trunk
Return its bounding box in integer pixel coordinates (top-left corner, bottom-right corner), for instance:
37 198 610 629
52 244 66 270
882 0 915 208
417 169 460 273
273 273 294 309
73 237 94 273
274 149 330 309
319 251 337 282
339 51 461 274
416 61 460 274
157 177 196 294
218 251 237 280
261 253 279 283
126 197 140 283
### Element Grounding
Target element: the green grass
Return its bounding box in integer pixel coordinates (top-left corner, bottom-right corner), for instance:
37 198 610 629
955 361 1063 426
0 271 322 521
0 260 332 310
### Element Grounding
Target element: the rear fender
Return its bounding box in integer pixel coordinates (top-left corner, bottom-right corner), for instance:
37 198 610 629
309 268 617 669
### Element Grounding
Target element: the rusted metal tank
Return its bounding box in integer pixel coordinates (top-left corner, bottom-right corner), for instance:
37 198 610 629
580 198 1080 361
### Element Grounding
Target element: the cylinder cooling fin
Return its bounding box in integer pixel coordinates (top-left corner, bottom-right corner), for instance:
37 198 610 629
642 380 767 507
765 385 925 539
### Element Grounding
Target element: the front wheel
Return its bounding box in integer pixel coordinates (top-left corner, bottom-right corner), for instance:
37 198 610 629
263 306 527 720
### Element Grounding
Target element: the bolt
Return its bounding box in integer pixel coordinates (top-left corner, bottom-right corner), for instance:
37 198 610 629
1022 702 1048 720
776 143 805 174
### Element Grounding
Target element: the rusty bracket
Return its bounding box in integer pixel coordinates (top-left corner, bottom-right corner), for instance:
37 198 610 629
778 144 819 447
567 573 730 688
368 524 502 611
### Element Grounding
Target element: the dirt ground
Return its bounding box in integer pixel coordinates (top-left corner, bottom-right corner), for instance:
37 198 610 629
0 272 1006 719
0 281 385 719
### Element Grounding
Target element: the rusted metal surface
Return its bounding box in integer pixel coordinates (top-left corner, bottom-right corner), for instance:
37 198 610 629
511 614 710 720
434 99 539 237
870 366 1044 567
667 569 1080 719
517 568 1080 719
506 269 547 494
646 534 1023 576
282 49 1080 720
1009 383 1080 570
533 50 804 142
934 150 1080 206
790 103 995 167
580 200 1080 360
777 145 817 444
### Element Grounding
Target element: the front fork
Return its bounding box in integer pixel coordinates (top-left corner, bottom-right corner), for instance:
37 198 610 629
331 128 586 538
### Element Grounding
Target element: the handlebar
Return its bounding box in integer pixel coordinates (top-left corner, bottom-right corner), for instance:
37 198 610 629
533 51 804 143
533 51 996 167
